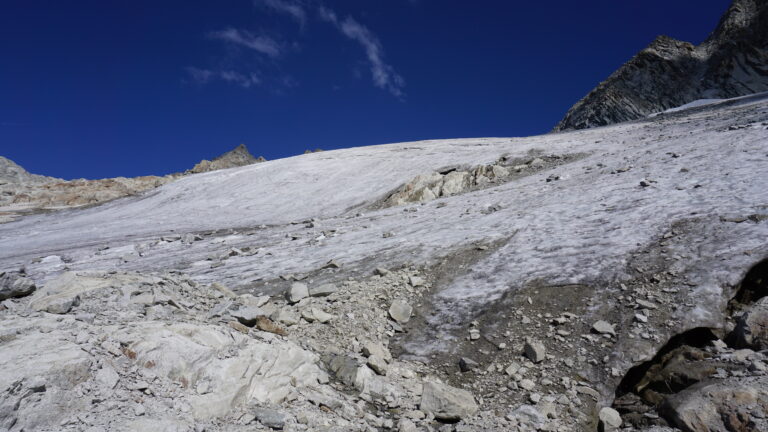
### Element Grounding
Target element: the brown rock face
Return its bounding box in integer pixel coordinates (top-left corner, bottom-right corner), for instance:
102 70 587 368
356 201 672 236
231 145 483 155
0 144 266 223
0 157 178 223
554 0 768 131
188 144 265 174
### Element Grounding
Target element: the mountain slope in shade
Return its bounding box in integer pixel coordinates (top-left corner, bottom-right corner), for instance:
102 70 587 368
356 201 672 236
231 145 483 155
554 0 768 131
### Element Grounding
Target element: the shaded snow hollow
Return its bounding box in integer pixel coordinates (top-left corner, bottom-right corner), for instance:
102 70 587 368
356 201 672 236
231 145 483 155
1 93 767 354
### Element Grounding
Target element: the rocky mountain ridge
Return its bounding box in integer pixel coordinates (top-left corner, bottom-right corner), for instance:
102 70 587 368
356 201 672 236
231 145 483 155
0 144 264 223
554 0 768 131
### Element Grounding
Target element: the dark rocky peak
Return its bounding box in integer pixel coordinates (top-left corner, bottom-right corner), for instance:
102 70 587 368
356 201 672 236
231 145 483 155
554 0 768 131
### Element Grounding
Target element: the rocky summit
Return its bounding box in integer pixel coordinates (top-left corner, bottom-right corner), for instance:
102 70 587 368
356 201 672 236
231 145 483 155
188 144 266 174
554 0 768 131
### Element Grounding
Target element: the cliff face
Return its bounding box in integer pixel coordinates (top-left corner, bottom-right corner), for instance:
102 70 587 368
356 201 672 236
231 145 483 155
554 0 768 131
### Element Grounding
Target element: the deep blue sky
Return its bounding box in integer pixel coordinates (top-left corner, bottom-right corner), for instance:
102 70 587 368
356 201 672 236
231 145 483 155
1 0 731 179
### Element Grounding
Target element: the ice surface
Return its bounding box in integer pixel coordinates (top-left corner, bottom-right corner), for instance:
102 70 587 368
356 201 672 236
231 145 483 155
659 98 723 114
1 93 767 354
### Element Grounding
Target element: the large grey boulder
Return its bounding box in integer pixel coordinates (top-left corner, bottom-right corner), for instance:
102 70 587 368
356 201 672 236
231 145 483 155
440 171 471 196
0 271 35 300
253 407 289 430
362 342 392 363
388 299 412 324
660 377 768 432
598 407 622 431
286 282 309 304
507 405 547 429
420 381 478 421
0 331 93 430
733 297 768 350
324 354 360 386
230 305 266 327
524 339 546 363
28 271 111 314
116 322 327 419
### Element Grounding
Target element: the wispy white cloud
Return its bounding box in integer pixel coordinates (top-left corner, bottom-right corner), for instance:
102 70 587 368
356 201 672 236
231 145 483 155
208 28 282 57
257 0 307 28
317 5 337 23
186 67 261 88
186 67 214 83
319 8 405 98
194 3 405 97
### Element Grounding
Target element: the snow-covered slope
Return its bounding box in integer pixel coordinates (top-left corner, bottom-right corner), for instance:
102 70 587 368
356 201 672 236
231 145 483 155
0 93 767 432
1 92 766 314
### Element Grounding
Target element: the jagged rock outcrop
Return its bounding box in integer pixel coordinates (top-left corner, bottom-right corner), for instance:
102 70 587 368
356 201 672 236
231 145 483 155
555 0 768 131
0 156 55 186
188 144 265 174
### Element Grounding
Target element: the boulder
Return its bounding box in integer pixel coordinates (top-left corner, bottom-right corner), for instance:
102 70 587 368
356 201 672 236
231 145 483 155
0 271 36 300
459 357 479 372
367 355 388 376
408 276 426 287
660 377 768 432
440 171 471 196
310 308 334 324
253 407 289 430
276 309 300 326
95 364 120 389
309 283 337 297
592 320 616 336
28 272 111 314
230 306 266 327
301 307 333 324
286 282 309 303
524 339 546 363
0 331 92 430
398 418 418 432
362 342 392 363
420 381 478 421
324 354 360 386
733 297 768 350
508 405 546 429
116 322 326 419
598 407 622 431
388 299 413 324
